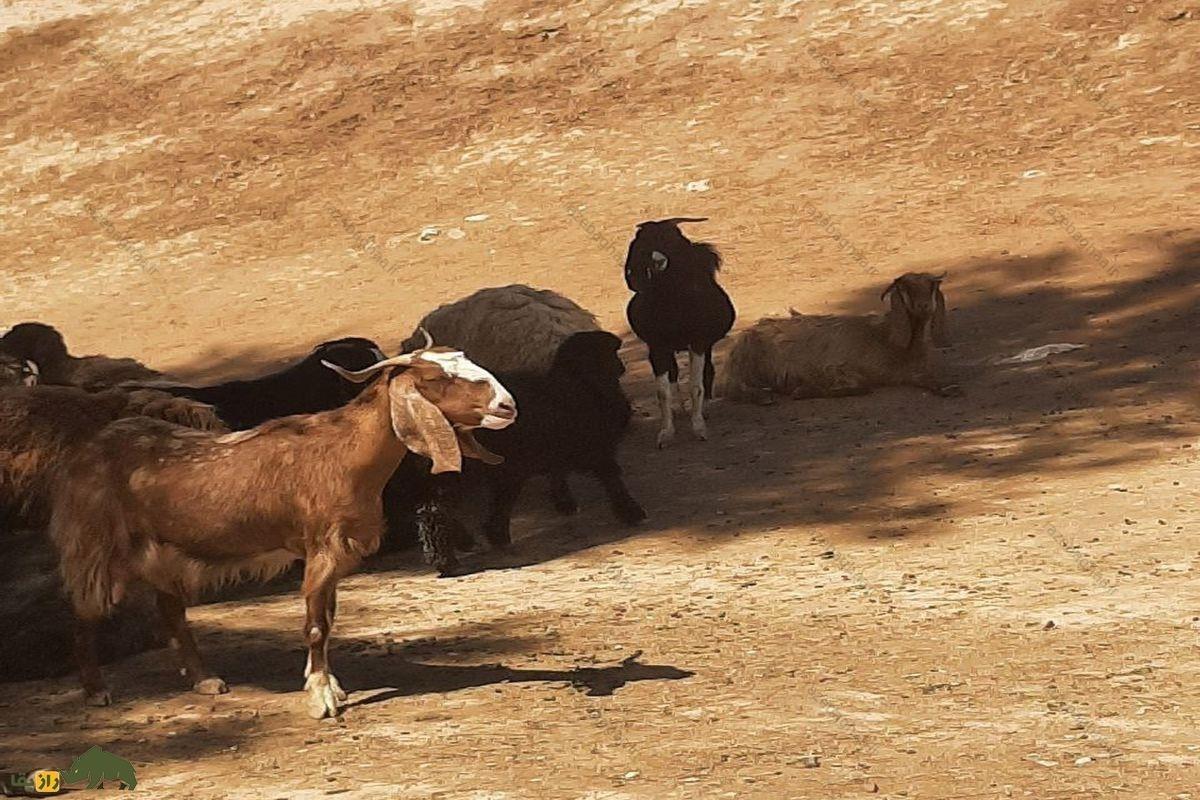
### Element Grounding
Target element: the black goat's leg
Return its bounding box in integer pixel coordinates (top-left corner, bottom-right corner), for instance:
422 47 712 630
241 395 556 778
703 345 717 401
595 463 646 525
157 591 226 695
649 347 678 448
417 472 467 576
687 350 708 440
483 474 524 550
549 472 578 515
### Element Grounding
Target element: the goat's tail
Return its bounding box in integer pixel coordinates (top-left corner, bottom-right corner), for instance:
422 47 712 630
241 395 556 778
49 472 131 620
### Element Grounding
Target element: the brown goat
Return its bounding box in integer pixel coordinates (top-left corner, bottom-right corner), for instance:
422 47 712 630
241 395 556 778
49 345 515 718
717 272 958 402
0 322 164 389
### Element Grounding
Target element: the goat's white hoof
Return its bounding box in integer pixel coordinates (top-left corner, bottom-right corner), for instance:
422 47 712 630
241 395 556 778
691 418 708 440
194 677 228 695
304 672 344 719
656 428 675 449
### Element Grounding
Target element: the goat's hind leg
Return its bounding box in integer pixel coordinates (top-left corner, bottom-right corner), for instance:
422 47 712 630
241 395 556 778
548 472 578 515
156 591 226 695
301 553 348 719
687 350 708 440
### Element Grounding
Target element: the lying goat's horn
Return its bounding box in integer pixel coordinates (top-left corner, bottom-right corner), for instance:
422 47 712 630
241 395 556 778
660 216 708 225
418 326 434 349
322 354 416 383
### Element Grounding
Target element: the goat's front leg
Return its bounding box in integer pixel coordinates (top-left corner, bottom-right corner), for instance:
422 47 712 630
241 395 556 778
157 591 226 696
301 554 347 719
482 473 524 550
649 348 677 448
688 350 708 440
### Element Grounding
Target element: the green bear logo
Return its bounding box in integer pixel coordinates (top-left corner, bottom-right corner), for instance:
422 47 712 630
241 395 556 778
62 746 137 790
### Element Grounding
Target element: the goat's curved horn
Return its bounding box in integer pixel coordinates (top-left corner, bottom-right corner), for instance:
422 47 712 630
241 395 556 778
659 216 708 225
322 354 416 383
418 326 434 349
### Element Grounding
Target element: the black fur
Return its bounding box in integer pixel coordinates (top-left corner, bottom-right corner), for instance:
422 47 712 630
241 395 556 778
385 331 645 576
154 337 383 430
624 218 735 399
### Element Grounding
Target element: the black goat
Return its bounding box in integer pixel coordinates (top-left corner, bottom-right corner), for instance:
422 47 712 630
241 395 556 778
386 331 646 576
624 217 735 447
145 337 385 430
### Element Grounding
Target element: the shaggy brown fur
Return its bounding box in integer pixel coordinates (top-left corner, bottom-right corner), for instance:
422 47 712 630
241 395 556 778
0 322 164 389
0 385 224 529
400 284 600 374
0 386 224 685
718 272 957 402
49 348 514 717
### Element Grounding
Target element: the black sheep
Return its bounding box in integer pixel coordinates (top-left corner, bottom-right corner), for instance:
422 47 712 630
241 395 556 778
148 337 385 430
386 331 646 576
624 217 735 447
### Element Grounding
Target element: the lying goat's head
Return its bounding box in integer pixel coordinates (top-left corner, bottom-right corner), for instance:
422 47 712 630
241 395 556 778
322 330 516 474
624 217 713 292
881 272 949 350
0 353 38 387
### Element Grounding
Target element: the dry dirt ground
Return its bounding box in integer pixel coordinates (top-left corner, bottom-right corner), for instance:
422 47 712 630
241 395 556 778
1 0 1199 797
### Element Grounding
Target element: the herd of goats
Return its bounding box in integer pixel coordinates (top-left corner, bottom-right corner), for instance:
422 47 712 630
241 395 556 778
0 217 956 719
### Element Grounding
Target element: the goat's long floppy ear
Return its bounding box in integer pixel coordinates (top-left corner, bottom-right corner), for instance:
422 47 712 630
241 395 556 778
388 371 463 474
931 275 950 347
456 429 504 465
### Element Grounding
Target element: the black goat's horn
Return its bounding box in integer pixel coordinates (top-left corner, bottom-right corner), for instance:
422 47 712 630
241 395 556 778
659 216 708 225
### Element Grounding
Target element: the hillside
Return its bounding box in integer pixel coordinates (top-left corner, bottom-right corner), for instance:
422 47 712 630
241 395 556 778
1 0 1198 797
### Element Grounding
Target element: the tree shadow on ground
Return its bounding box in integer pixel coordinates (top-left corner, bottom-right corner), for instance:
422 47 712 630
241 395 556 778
4 230 1196 680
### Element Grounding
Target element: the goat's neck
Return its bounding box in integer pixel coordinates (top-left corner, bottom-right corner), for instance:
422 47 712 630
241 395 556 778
335 378 408 490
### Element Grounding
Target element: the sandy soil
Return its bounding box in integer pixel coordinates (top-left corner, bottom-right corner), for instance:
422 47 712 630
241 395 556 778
1 0 1198 797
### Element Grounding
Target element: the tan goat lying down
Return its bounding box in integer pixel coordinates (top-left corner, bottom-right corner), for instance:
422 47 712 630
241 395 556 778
717 272 958 402
50 343 516 718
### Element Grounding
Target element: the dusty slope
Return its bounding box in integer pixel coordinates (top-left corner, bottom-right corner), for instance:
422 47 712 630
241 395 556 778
1 0 1198 797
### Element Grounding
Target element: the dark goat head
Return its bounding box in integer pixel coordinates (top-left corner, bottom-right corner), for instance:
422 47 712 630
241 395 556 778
0 322 70 371
552 330 626 384
623 217 711 292
881 272 948 350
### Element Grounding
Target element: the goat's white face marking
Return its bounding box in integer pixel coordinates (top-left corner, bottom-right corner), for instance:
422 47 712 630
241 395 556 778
651 250 669 273
416 350 516 430
21 360 38 386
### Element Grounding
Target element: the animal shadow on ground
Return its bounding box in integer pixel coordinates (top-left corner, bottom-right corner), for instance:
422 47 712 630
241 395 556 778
70 616 694 705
